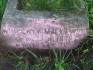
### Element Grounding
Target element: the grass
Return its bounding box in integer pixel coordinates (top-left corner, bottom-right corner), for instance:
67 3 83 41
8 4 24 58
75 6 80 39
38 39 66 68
0 0 6 21
85 0 93 29
17 0 87 15
0 0 93 70
17 0 74 11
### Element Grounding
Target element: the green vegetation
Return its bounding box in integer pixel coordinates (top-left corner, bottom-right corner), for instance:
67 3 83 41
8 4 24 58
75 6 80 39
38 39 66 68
85 0 93 29
0 0 93 70
17 0 85 12
0 0 6 21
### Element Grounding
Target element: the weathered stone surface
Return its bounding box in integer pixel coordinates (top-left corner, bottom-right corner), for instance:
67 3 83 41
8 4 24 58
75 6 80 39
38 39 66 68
1 0 89 49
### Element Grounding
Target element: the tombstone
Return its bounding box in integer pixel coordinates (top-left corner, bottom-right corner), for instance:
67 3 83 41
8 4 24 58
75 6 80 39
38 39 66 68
0 0 89 50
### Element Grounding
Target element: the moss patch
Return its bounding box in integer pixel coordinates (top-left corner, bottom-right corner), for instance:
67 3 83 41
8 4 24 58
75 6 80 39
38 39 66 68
17 0 77 11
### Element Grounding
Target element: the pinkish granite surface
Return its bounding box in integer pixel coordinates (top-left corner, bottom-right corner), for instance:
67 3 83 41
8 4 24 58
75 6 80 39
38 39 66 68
1 18 89 49
1 0 89 49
